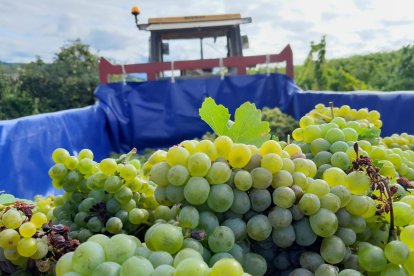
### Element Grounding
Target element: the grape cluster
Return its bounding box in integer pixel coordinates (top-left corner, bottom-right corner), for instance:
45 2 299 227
56 232 247 276
49 148 158 241
382 133 414 151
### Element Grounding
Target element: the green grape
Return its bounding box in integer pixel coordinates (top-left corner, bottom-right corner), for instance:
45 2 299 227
104 234 137 264
209 252 234 266
284 143 302 157
150 162 170 187
52 148 70 163
55 252 74 276
214 136 233 159
173 248 203 267
222 218 247 242
323 167 346 187
298 193 321 215
184 177 210 205
281 157 295 173
234 170 253 191
210 258 244 276
335 227 356 246
310 138 331 155
19 222 36 238
208 226 235 253
78 148 93 160
154 186 172 206
261 153 283 174
303 125 322 143
292 172 308 189
151 264 175 276
300 251 324 272
119 164 137 181
165 185 185 204
320 235 346 264
198 211 219 235
320 193 341 213
243 153 262 171
30 240 48 260
309 208 338 237
268 206 292 229
154 205 173 221
292 128 304 141
294 218 317 246
106 217 123 234
2 209 23 229
384 240 410 264
135 246 152 258
314 264 339 276
167 165 189 186
78 158 95 175
128 208 148 225
330 140 349 153
249 189 271 212
388 201 414 226
231 190 251 215
404 251 414 274
290 268 313 276
207 162 232 184
74 211 88 227
361 196 376 219
187 152 212 177
166 146 190 167
120 256 154 275
0 229 20 249
330 185 351 207
259 140 282 155
346 195 369 216
195 139 218 160
338 269 362 276
16 237 37 257
99 158 117 175
272 170 293 188
345 171 370 195
49 163 69 180
293 158 316 177
250 167 272 189
88 234 110 248
314 151 333 167
148 251 174 268
330 152 351 170
87 216 103 233
325 128 345 143
246 214 272 241
228 144 251 169
145 223 183 254
272 186 296 208
91 262 121 276
207 184 234 213
272 225 295 248
380 263 409 276
348 215 366 234
178 206 199 229
115 186 133 204
400 225 414 250
358 244 387 272
174 258 209 276
77 229 93 242
300 115 314 128
182 238 204 255
306 179 330 198
242 252 267 276
128 159 141 170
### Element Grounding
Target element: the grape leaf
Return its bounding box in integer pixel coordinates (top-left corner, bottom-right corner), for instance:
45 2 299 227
0 193 16 205
359 127 381 139
226 102 271 146
199 97 270 147
199 97 230 135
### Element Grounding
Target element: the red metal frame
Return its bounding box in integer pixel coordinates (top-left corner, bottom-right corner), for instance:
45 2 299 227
99 44 294 83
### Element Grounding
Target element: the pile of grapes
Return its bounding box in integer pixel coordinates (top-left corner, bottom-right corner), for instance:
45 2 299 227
1 101 414 276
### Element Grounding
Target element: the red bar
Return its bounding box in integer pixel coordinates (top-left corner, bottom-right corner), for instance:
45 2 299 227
99 45 294 84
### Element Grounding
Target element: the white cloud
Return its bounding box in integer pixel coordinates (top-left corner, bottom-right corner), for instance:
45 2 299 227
1 0 414 65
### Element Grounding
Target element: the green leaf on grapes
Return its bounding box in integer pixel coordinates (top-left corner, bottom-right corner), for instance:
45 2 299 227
0 193 16 205
359 127 381 139
199 97 231 135
373 160 384 169
226 102 271 146
199 97 271 147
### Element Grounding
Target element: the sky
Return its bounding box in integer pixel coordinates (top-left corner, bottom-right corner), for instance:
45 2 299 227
1 0 414 65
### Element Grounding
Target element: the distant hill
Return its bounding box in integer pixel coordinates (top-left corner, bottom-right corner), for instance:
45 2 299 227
0 61 23 78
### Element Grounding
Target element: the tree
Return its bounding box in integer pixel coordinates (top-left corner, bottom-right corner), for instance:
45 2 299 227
19 39 99 114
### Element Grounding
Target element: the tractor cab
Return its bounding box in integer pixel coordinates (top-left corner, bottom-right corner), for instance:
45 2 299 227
132 7 251 77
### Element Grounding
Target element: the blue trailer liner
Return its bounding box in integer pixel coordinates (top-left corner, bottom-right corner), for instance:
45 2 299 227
1 73 413 198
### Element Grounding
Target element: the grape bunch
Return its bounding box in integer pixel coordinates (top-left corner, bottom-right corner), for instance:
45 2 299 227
0 201 78 274
56 231 247 276
49 148 159 241
382 133 414 151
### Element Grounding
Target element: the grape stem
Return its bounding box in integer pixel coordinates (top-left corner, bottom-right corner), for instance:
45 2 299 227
329 101 335 119
115 148 138 164
349 143 397 241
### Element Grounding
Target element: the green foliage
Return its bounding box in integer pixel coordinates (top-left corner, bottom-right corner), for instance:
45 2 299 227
261 107 298 141
199 97 271 147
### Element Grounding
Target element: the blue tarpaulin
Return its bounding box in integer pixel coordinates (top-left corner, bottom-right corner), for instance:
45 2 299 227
1 73 414 198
